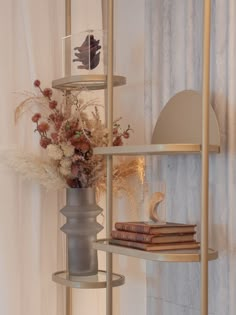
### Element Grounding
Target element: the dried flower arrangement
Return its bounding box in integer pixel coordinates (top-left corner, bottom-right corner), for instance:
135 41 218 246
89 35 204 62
8 80 144 192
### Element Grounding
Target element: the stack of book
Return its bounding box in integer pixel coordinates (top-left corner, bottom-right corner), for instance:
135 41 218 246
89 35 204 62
109 221 200 251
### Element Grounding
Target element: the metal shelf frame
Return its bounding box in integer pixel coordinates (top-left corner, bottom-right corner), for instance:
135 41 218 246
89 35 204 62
54 1 214 315
103 1 214 315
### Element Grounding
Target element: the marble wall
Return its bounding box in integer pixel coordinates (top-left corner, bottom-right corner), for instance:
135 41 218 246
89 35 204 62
145 1 236 314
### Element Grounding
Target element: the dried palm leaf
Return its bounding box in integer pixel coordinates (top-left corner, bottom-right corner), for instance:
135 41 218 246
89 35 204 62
1 150 66 190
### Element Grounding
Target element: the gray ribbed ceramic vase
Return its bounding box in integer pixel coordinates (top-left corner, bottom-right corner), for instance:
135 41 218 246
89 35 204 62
60 188 103 276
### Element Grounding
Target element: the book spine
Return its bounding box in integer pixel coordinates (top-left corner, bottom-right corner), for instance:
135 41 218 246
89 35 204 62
111 230 152 243
114 222 150 234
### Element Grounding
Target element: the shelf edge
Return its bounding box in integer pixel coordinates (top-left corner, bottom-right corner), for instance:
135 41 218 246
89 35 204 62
93 239 218 263
52 270 125 289
93 144 220 156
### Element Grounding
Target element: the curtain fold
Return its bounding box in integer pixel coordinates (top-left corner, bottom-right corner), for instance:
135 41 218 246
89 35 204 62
0 1 65 315
145 1 236 314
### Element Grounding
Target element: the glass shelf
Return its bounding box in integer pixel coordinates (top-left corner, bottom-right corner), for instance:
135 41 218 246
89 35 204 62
52 270 125 289
93 144 220 156
52 75 126 91
93 239 218 263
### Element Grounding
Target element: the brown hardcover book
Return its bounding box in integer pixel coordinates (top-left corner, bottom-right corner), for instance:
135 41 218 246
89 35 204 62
111 230 196 244
114 221 196 235
109 239 200 251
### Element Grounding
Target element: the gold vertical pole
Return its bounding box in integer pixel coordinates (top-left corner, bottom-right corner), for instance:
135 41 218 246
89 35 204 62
65 0 71 36
106 0 114 314
201 1 211 315
65 2 72 315
66 288 72 315
65 0 71 76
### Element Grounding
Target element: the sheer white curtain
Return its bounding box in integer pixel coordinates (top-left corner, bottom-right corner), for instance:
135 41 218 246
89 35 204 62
145 1 236 314
0 1 66 315
0 1 109 315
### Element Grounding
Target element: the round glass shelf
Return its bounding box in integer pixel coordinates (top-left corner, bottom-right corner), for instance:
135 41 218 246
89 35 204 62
52 75 126 91
52 270 125 289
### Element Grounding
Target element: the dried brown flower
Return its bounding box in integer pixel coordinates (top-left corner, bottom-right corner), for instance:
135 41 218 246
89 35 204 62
32 113 41 122
13 80 138 190
37 122 50 132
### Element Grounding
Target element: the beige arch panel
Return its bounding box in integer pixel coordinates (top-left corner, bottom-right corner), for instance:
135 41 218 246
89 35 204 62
151 90 220 146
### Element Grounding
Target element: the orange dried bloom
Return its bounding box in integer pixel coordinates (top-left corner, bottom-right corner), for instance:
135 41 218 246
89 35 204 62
38 122 50 132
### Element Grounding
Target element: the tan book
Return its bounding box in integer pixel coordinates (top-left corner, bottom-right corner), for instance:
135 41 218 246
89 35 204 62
109 239 200 251
114 221 196 235
111 230 196 244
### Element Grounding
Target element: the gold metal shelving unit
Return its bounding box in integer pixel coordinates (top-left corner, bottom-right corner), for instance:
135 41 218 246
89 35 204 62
94 1 216 315
52 1 217 315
